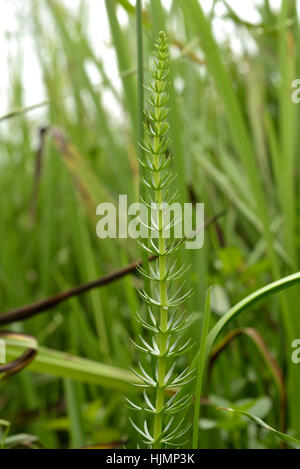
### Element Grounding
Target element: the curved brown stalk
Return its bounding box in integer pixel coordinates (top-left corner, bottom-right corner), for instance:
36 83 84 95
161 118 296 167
0 331 38 381
0 213 224 326
30 127 100 223
209 327 286 434
0 256 154 326
171 37 206 65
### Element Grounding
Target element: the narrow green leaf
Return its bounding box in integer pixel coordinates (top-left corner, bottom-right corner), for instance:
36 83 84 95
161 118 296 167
220 407 300 449
206 271 300 355
192 287 211 449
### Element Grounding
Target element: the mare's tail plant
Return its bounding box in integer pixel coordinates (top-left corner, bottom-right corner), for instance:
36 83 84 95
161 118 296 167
127 31 194 449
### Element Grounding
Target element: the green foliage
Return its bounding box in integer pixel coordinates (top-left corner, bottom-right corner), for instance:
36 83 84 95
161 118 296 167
1 0 300 450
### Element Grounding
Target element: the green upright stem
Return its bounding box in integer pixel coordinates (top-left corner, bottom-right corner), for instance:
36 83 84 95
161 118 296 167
153 232 168 447
153 135 168 448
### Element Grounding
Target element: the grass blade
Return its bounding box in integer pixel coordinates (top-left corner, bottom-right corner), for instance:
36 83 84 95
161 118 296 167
192 288 211 449
219 407 300 449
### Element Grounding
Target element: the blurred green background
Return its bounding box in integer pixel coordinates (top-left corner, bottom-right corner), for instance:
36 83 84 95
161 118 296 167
0 0 300 449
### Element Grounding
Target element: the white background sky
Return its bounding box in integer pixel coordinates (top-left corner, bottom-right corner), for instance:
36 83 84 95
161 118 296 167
0 0 287 118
